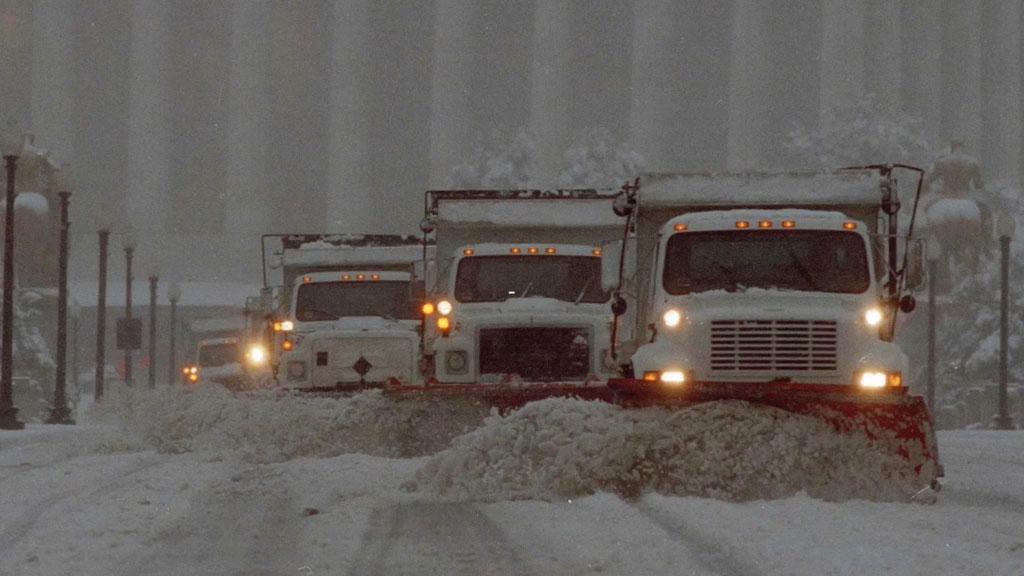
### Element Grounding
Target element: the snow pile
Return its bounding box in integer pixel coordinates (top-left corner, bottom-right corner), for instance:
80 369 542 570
409 398 918 502
92 384 488 462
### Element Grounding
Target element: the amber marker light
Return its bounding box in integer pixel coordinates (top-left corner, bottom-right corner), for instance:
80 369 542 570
356 274 366 280
302 276 312 283
674 223 688 231
421 302 435 315
527 247 539 254
437 317 451 331
759 220 772 228
592 249 602 256
371 274 380 280
735 221 750 229
643 371 659 382
843 221 858 230
342 274 351 280
510 247 522 254
782 220 796 228
282 339 294 351
463 248 475 255
545 247 557 254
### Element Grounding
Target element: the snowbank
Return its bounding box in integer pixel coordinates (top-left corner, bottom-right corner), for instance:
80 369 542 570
90 384 489 462
409 398 918 502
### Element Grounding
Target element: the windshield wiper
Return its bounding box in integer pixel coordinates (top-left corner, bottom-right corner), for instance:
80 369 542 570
785 246 819 291
573 278 593 305
519 280 533 298
699 254 742 292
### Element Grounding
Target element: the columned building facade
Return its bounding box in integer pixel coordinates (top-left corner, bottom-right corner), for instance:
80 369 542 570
0 0 1018 285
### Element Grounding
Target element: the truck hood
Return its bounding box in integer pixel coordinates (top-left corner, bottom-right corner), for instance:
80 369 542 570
673 289 866 321
296 316 419 333
464 297 607 315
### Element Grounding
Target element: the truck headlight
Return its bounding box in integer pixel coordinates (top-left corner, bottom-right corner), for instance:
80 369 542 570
660 370 686 385
863 307 884 327
856 370 902 388
662 309 682 329
437 300 453 316
246 344 268 366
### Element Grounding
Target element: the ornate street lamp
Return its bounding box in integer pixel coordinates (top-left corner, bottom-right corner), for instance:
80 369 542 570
122 227 137 387
94 212 111 401
147 267 158 389
0 118 24 430
994 212 1016 430
167 282 182 386
926 234 941 415
47 165 74 424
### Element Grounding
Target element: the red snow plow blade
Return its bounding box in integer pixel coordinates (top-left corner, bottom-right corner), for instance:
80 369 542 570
609 379 943 489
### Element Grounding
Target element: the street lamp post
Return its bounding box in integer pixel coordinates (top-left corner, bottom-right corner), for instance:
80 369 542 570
70 300 80 393
147 269 158 388
167 282 182 386
47 166 74 424
0 119 24 430
994 212 1016 430
926 235 941 415
122 228 137 387
94 215 111 401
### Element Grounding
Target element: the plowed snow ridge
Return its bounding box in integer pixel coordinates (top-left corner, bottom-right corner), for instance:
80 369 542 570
96 385 918 502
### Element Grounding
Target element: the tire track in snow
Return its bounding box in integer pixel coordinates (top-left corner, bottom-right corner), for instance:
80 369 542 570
347 501 533 576
0 454 163 556
634 500 765 576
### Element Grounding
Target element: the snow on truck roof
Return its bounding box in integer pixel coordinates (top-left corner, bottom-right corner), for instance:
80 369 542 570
263 233 431 270
638 170 887 209
427 189 622 228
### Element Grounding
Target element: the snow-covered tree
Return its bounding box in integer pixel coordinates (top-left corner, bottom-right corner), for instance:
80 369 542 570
557 128 646 189
784 94 933 168
4 289 58 422
449 128 535 189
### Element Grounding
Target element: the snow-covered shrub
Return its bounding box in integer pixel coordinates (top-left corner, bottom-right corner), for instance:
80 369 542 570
557 127 646 189
449 127 535 189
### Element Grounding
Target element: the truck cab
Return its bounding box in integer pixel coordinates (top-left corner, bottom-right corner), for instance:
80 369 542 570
419 190 623 385
629 208 904 388
425 242 609 383
262 234 430 391
194 336 247 390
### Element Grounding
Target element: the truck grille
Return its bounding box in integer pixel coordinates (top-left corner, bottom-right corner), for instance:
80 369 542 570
479 327 590 381
710 320 837 372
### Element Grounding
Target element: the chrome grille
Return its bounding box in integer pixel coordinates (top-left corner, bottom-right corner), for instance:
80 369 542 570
710 320 837 372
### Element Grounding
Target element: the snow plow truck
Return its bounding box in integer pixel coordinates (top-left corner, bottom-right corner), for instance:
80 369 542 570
404 189 625 407
602 166 941 491
262 234 432 391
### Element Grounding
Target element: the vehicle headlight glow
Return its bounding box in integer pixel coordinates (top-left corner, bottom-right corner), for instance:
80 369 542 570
660 370 686 385
437 300 453 316
855 370 903 389
246 344 267 366
864 307 884 327
662 309 682 328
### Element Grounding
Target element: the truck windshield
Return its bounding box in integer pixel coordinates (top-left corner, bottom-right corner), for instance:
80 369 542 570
198 343 241 367
663 230 870 294
455 255 607 303
295 281 416 320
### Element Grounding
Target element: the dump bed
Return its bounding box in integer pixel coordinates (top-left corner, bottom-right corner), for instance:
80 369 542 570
425 190 624 265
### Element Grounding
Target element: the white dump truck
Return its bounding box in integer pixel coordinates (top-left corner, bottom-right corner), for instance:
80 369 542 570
261 234 431 391
601 168 941 489
418 190 623 387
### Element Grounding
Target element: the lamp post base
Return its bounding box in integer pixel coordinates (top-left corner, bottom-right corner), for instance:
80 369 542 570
0 405 24 430
991 414 1017 431
45 404 75 425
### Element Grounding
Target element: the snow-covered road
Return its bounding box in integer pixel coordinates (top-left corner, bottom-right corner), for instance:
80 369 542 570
1 386 1022 576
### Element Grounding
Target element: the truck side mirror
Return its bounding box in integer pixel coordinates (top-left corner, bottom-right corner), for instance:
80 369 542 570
903 237 926 293
601 240 623 292
601 237 635 293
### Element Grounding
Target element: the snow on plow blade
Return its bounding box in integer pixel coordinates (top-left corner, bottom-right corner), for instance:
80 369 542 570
608 379 943 490
384 381 616 412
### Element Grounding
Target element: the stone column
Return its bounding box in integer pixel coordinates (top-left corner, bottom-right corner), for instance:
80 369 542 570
31 0 75 162
227 0 271 272
727 0 771 170
942 0 982 152
981 2 1021 186
901 1 943 144
865 0 902 113
127 0 171 236
530 0 572 184
820 0 866 115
